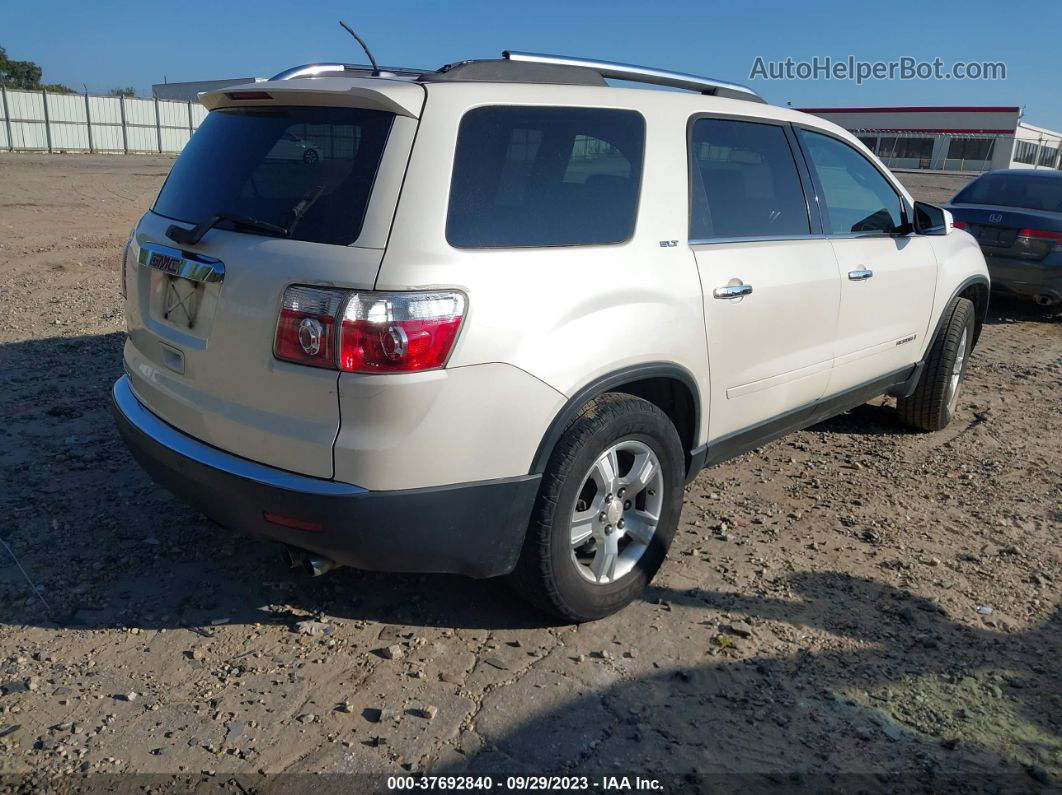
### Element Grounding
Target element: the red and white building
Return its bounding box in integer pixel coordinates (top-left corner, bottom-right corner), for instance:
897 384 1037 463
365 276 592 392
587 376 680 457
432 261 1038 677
798 106 1062 173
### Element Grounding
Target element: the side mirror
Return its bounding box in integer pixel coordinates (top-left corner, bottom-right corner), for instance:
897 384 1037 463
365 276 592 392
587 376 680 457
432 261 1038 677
913 201 953 236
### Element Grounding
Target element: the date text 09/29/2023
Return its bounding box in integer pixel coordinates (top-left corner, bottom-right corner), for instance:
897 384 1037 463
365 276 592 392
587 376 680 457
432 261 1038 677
385 775 666 791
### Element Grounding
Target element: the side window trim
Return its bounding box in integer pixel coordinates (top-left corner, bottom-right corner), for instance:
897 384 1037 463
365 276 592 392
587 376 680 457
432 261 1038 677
783 123 826 236
791 123 913 238
685 112 819 245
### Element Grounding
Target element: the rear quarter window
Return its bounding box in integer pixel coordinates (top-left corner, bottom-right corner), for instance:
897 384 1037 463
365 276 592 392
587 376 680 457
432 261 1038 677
153 106 394 246
446 106 645 248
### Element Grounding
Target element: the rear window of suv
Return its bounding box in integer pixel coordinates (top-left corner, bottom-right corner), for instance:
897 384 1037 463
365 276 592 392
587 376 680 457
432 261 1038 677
153 106 394 246
446 106 645 248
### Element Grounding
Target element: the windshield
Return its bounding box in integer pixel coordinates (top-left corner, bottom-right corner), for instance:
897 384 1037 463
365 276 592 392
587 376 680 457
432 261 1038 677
953 173 1062 213
153 106 394 245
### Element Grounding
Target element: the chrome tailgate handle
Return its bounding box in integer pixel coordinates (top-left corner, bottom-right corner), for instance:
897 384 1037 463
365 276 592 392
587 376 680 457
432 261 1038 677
848 269 874 281
713 283 753 299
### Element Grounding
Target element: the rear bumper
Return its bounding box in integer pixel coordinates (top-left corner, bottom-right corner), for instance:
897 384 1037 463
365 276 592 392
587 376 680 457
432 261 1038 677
110 376 539 578
984 254 1062 303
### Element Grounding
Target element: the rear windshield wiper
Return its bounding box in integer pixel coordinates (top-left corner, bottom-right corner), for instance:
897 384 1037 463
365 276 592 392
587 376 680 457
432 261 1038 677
166 210 289 246
285 184 327 237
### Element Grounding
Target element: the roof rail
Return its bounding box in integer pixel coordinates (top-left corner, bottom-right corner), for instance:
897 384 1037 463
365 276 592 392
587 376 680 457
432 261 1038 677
502 51 765 103
270 63 427 81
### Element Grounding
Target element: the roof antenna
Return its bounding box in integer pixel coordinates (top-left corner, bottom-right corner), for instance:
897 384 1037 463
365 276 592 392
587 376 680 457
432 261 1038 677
339 21 381 76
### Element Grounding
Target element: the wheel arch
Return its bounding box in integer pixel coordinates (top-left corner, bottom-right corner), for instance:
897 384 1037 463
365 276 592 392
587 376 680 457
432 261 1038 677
529 363 701 479
932 275 990 349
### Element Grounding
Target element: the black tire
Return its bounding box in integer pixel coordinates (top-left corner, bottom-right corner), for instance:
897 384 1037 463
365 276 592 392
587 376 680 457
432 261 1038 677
897 297 976 431
303 149 319 164
509 393 685 622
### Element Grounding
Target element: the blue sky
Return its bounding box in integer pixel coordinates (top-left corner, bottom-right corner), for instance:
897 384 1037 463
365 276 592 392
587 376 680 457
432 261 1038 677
5 0 1061 129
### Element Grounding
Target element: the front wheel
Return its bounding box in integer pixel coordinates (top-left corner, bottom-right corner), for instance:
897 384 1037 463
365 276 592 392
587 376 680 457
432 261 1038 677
509 393 685 622
897 297 976 431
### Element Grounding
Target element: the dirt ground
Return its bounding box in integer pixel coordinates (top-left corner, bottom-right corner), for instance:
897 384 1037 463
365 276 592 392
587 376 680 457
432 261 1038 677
0 154 1059 791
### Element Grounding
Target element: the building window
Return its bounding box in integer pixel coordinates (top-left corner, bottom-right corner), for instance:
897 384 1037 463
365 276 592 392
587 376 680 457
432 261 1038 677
875 136 934 161
1038 144 1059 167
1014 140 1039 165
857 136 878 151
947 138 994 162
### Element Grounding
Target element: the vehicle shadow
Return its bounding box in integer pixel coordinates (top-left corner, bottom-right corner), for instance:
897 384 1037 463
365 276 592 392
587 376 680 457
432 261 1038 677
808 401 913 437
982 294 1061 326
442 576 1060 790
0 331 557 633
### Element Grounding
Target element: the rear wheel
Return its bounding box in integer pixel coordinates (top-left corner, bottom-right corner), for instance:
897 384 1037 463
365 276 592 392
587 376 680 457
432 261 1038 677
897 297 975 431
302 148 319 165
509 393 685 622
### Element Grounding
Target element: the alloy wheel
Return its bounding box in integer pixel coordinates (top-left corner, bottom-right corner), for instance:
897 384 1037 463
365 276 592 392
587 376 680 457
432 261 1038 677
569 439 664 585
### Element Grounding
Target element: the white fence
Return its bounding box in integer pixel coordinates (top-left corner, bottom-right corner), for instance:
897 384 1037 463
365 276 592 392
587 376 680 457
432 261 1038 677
0 87 209 154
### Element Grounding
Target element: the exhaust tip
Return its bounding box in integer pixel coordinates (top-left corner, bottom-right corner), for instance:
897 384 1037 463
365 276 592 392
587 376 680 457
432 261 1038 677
306 555 338 577
1034 294 1059 307
282 546 340 577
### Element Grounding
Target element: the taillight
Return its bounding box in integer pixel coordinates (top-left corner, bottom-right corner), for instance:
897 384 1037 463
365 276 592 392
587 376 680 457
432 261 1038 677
338 291 465 373
274 286 466 373
952 220 968 230
274 286 346 369
1017 228 1062 250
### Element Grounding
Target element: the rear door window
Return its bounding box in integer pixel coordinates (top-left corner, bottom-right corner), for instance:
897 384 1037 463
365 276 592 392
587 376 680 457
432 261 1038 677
153 106 394 246
689 118 811 240
446 106 645 248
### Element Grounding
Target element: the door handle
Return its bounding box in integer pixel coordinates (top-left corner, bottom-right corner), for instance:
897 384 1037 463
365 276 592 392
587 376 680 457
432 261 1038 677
848 269 874 281
713 283 753 299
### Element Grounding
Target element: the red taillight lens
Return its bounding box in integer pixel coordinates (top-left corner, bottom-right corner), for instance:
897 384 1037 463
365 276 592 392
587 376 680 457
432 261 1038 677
273 287 466 373
1017 228 1062 244
952 220 968 230
274 286 346 369
338 292 466 373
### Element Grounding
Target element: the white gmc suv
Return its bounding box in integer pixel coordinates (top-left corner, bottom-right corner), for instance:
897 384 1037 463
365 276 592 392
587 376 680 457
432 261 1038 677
112 52 990 621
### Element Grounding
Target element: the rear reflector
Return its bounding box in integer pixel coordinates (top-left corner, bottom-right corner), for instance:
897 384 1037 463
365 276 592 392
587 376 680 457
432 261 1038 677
226 91 273 100
263 512 323 532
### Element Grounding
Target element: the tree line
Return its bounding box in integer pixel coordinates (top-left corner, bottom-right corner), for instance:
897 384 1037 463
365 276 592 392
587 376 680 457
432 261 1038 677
1 46 137 97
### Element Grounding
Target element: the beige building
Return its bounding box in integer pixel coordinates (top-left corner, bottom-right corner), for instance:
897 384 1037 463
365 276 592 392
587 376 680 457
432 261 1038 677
799 105 1062 172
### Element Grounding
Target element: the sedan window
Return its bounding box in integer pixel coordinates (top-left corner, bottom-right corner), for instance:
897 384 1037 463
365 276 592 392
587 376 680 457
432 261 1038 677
953 174 1062 212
